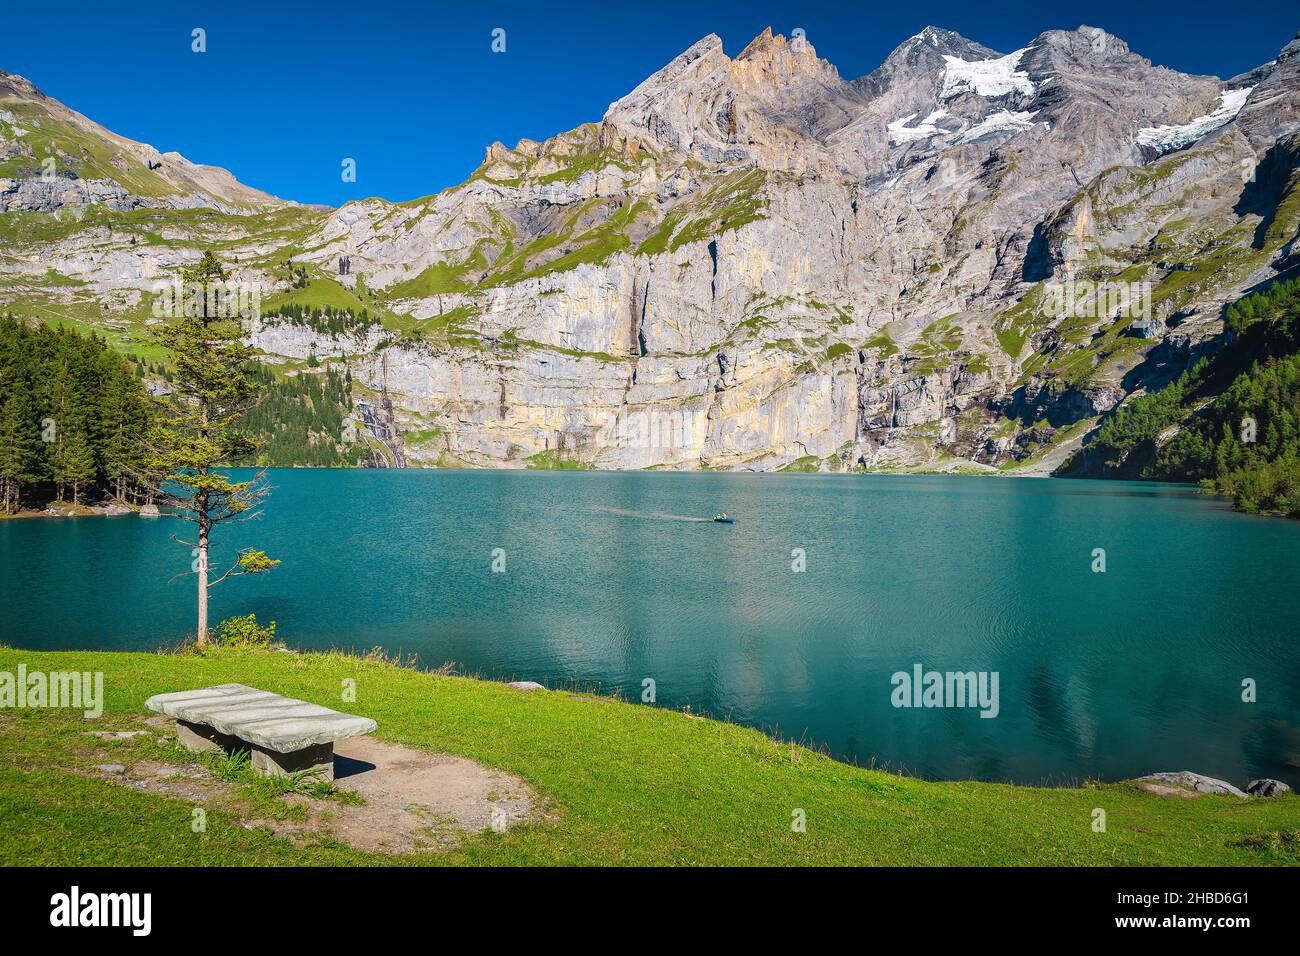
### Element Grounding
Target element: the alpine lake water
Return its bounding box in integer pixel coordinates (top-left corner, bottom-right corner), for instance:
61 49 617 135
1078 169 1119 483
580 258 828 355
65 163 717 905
3 469 1297 786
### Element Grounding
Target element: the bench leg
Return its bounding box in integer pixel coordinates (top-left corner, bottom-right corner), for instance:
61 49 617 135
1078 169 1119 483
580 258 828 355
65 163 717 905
250 742 335 782
174 720 335 780
175 719 244 754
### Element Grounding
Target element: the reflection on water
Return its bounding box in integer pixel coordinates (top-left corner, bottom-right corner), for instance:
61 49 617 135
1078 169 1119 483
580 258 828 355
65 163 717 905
2 469 1297 785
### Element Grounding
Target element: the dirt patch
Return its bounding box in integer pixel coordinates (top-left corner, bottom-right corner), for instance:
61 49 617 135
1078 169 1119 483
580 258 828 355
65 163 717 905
300 737 534 853
111 758 242 804
87 726 538 854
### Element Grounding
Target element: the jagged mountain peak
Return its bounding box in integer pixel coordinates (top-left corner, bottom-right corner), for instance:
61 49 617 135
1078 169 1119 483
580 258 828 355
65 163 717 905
733 26 840 84
1029 25 1133 59
1015 23 1223 135
734 27 843 80
603 28 862 171
736 26 779 59
655 31 728 78
684 32 724 55
1018 24 1167 84
897 25 998 60
856 26 1000 99
728 27 856 130
603 33 726 118
610 27 843 108
911 26 949 45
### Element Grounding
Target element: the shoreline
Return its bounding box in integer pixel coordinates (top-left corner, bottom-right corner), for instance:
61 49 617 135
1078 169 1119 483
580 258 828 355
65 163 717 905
1 643 1291 794
0 500 142 521
1 646 1295 867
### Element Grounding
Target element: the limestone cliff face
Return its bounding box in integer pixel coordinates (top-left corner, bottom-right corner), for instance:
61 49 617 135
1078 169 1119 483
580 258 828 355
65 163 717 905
5 27 1300 472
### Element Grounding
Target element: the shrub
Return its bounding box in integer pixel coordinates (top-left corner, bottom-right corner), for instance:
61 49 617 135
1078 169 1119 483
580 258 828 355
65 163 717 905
215 613 278 649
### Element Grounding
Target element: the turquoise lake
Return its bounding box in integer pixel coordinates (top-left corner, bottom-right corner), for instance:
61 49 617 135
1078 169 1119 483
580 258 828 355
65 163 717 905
2 469 1297 785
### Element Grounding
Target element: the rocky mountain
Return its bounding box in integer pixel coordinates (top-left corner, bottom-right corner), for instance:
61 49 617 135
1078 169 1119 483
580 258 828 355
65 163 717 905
0 70 289 213
2 25 1299 473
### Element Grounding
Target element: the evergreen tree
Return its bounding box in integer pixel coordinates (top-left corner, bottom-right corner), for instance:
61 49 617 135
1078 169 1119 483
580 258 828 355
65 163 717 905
100 372 152 502
52 426 96 505
0 314 155 512
148 251 278 645
0 390 43 513
1083 277 1300 517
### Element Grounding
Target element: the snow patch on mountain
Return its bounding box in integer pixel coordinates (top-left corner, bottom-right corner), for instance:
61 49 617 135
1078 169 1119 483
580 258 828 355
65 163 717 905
1136 87 1254 153
940 49 1034 99
888 109 950 144
956 109 1039 143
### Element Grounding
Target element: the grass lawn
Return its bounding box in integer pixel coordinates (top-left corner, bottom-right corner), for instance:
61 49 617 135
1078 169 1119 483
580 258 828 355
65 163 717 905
1 647 1296 866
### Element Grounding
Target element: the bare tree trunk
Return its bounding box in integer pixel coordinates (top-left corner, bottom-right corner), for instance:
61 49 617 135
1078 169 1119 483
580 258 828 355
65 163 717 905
196 485 211 646
196 524 210 646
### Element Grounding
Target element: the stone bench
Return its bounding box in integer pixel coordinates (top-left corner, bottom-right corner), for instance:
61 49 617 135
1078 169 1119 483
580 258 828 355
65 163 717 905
145 683 376 781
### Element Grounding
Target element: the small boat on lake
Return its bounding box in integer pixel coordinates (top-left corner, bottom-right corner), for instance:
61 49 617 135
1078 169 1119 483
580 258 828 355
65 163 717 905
713 513 734 523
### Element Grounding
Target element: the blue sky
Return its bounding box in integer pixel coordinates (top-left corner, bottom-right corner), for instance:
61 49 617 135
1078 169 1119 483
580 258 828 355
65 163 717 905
2 1 1294 206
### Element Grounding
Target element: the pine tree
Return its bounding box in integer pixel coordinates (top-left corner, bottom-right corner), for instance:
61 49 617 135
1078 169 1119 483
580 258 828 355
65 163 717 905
0 390 43 513
100 371 151 502
52 426 96 505
148 251 278 645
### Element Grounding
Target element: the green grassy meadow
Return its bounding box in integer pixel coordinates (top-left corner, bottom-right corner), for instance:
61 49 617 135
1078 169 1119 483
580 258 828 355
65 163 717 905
1 648 1297 866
